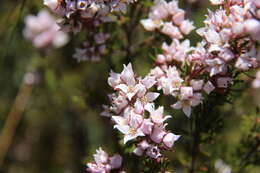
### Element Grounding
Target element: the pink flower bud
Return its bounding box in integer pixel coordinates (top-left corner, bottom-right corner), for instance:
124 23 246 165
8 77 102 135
163 133 181 148
157 54 166 64
190 80 204 91
161 22 183 39
180 20 195 35
141 119 154 135
172 10 185 26
133 147 144 156
150 126 166 143
180 87 193 100
109 154 122 169
138 140 150 150
253 0 260 8
244 19 260 35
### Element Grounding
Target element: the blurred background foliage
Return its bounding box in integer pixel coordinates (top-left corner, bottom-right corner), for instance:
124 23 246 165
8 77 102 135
0 0 259 173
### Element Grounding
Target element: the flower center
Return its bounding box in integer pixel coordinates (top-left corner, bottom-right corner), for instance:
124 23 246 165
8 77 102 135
153 114 161 120
182 99 190 106
172 80 182 88
129 127 137 135
128 86 134 93
141 96 148 103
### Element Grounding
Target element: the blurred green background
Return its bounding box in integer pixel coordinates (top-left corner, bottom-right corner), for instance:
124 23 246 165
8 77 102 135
0 0 259 172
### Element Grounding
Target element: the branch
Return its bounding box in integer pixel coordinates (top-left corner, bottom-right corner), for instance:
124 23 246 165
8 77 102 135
189 112 201 173
0 72 37 166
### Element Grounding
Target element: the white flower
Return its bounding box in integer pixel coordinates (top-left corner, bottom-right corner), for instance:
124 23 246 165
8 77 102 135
205 58 226 76
190 80 204 91
171 93 202 117
145 104 171 124
180 20 195 35
210 0 224 5
204 29 222 45
161 22 183 39
113 113 145 144
140 19 162 31
115 64 141 100
94 148 109 165
163 133 181 148
43 0 58 10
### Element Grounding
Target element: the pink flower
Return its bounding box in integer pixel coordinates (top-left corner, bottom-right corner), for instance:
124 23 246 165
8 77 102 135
203 81 215 94
205 58 227 76
180 87 193 100
115 64 140 100
163 133 181 148
140 19 162 31
110 93 128 114
146 145 162 159
94 148 109 165
141 76 157 89
190 80 204 91
44 0 66 16
113 112 145 144
172 10 185 26
140 119 154 135
149 0 169 20
109 154 122 169
210 0 224 5
219 48 235 62
244 19 260 40
157 66 183 95
179 20 195 35
23 10 69 49
138 140 150 150
200 28 222 45
161 39 191 63
86 162 107 173
108 71 122 88
145 104 171 124
86 148 123 173
150 126 167 143
171 93 202 117
161 22 183 39
156 54 167 64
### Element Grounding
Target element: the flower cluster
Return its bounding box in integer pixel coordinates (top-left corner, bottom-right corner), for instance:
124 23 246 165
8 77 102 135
73 32 110 62
44 0 138 32
102 63 180 159
86 148 123 173
23 9 69 49
141 0 195 39
196 0 260 72
140 0 260 117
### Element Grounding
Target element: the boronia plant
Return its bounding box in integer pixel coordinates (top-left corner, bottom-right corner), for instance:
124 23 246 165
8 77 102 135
21 0 260 172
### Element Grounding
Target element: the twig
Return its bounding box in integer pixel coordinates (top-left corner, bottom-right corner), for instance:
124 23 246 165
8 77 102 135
189 112 201 173
0 79 33 166
122 3 143 64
